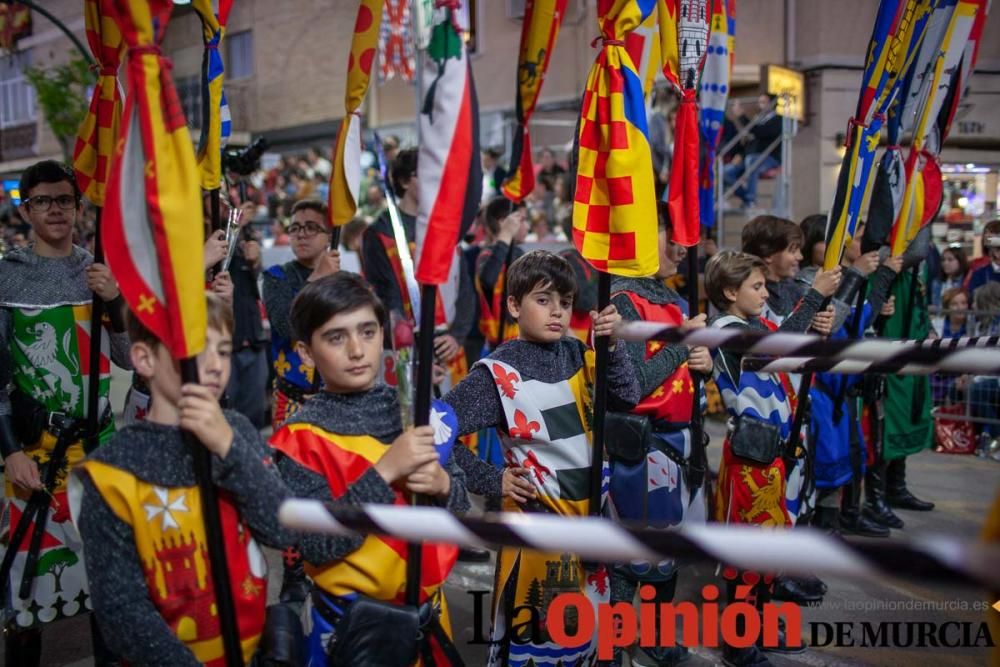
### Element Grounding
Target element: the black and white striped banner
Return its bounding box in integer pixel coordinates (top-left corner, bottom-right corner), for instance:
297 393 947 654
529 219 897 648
741 356 934 376
279 500 1000 590
615 323 1000 375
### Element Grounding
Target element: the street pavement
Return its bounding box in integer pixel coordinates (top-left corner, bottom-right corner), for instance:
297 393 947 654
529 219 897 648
4 416 998 666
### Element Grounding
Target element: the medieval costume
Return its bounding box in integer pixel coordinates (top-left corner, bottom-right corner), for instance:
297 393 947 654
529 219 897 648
475 239 523 349
444 337 639 667
807 265 898 537
0 245 129 664
69 411 288 666
710 289 823 664
262 259 320 428
271 386 470 666
880 266 935 512
607 277 703 666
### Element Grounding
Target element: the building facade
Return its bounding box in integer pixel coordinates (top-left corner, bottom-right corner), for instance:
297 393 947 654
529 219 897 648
4 0 999 232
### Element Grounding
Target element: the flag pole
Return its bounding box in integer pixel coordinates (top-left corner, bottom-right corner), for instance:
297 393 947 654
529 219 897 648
405 0 427 608
180 358 244 667
588 272 611 516
85 209 105 453
685 241 707 494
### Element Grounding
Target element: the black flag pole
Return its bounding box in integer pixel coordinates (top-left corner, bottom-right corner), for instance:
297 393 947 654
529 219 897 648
179 358 243 667
588 272 611 516
685 240 707 494
85 209 105 454
405 284 438 606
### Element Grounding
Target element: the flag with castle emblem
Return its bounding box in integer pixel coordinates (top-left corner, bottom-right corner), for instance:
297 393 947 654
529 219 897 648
415 4 482 286
103 0 206 359
73 0 124 207
573 0 659 277
330 0 383 227
191 0 233 191
659 0 710 248
502 0 568 203
698 0 734 229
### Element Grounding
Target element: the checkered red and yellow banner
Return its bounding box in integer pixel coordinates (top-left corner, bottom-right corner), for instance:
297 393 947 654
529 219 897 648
104 0 206 359
191 0 233 192
573 0 659 277
501 0 568 203
330 0 383 227
72 0 123 207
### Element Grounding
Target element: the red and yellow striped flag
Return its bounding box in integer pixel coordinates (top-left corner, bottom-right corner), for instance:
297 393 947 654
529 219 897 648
573 0 659 277
104 0 206 359
501 0 567 203
330 0 383 227
72 0 123 207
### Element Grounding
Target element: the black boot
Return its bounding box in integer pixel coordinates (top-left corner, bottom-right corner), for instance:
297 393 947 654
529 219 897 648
632 575 690 667
862 461 904 529
756 580 806 654
5 626 42 667
771 574 825 606
839 480 889 537
721 580 773 667
886 457 935 511
811 505 840 534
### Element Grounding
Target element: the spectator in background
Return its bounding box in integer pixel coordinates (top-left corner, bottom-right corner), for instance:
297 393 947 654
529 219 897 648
382 134 401 165
965 220 1000 299
932 245 969 307
362 182 386 219
934 287 969 338
307 145 332 179
339 216 367 274
723 94 783 210
537 147 565 181
481 147 507 203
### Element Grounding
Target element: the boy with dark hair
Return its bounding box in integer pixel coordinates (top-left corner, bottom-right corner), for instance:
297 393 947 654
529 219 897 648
705 250 838 667
741 214 810 325
71 294 292 666
270 272 470 665
606 210 713 666
0 160 130 666
262 197 341 428
444 250 640 667
476 196 528 348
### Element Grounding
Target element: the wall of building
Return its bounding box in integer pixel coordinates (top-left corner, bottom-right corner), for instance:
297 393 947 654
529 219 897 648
4 0 999 222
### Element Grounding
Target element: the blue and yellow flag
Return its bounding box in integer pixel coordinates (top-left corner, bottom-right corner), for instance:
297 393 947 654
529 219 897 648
191 0 232 192
573 0 659 276
891 0 981 256
824 0 934 269
104 0 206 359
502 0 568 203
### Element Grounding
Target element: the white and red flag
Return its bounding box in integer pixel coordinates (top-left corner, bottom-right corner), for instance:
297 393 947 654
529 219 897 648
415 2 482 287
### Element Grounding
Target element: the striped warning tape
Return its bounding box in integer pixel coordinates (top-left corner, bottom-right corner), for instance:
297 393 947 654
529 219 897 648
279 500 1000 590
615 323 1000 375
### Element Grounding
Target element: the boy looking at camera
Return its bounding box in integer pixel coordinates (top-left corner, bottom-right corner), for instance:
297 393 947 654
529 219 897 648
269 272 470 665
71 294 292 666
444 250 640 667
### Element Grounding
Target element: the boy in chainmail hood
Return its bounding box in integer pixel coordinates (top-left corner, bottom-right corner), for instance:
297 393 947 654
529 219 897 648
444 249 640 667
